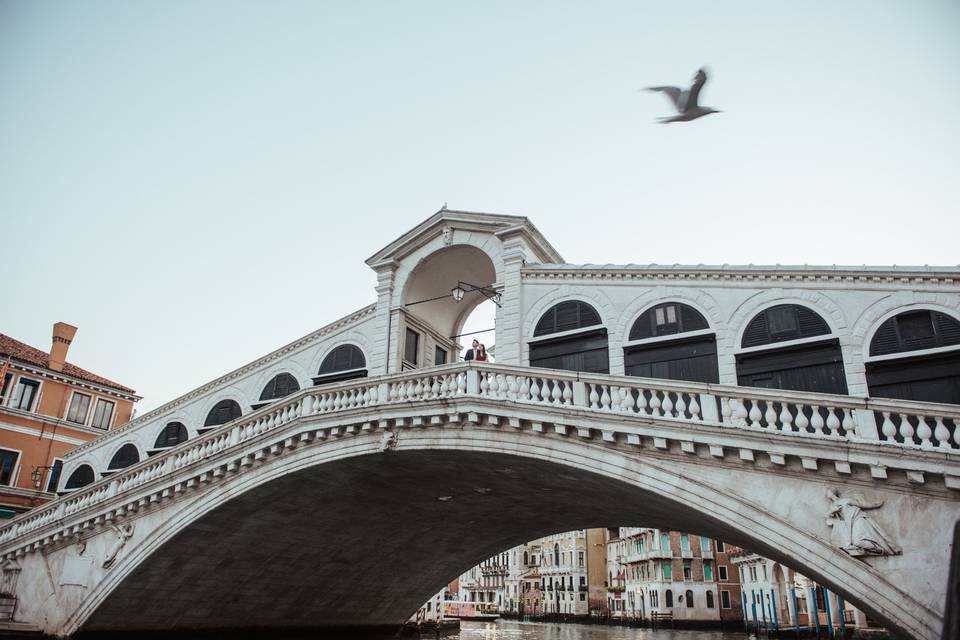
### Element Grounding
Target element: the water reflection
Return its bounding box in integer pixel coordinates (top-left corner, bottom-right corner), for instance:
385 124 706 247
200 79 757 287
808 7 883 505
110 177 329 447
453 620 748 640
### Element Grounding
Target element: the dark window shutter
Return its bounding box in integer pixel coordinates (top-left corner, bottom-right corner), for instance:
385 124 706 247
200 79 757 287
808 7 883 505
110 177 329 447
870 310 960 356
630 303 709 341
154 422 188 448
869 319 900 356
260 373 300 401
64 465 95 490
741 314 769 348
204 399 242 427
741 305 829 348
108 444 140 470
534 301 602 337
319 345 366 374
936 313 960 346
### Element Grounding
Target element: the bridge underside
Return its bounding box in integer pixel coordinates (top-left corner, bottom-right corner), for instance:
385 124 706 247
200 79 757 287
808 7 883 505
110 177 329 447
83 449 746 633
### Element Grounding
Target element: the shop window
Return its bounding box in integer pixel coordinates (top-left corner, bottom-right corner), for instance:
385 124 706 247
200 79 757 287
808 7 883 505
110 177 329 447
530 301 608 374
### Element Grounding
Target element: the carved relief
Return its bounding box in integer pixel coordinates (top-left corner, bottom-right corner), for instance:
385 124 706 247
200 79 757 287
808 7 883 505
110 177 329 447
441 226 454 246
0 558 20 597
379 429 398 452
102 523 134 570
826 488 901 557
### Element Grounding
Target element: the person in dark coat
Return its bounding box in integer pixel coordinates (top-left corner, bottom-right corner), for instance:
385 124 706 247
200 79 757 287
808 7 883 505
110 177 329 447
464 339 480 361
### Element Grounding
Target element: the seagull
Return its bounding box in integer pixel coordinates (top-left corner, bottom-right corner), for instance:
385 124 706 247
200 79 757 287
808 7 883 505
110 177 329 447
645 67 721 123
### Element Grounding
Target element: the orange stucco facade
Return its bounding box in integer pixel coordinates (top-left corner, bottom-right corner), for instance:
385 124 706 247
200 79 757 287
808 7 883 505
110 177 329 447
0 324 138 517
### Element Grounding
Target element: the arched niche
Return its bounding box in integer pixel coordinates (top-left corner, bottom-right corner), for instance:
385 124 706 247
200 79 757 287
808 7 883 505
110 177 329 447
625 302 718 383
313 345 367 386
529 301 609 374
736 304 847 395
866 309 960 405
400 245 498 369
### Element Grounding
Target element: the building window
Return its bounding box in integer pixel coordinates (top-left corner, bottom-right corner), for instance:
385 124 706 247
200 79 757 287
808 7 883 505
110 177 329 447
63 464 94 490
259 373 300 402
715 540 725 552
720 590 731 609
0 449 20 486
154 422 189 449
530 301 609 374
580 593 585 601
434 346 448 365
578 551 584 567
685 590 694 607
314 344 367 385
703 561 713 581
626 303 718 383
700 537 711 552
11 377 40 411
706 591 715 609
665 589 673 608
404 329 420 367
662 561 672 580
107 444 140 471
91 398 115 430
680 534 690 551
66 392 92 424
660 533 670 550
204 399 242 427
718 565 728 581
1 373 11 403
45 459 63 492
683 561 692 581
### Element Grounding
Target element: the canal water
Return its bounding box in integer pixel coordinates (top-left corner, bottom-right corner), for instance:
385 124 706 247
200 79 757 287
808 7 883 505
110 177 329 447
452 620 749 640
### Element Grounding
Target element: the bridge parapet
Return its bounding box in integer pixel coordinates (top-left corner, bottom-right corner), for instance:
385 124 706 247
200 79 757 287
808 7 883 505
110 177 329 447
2 363 958 554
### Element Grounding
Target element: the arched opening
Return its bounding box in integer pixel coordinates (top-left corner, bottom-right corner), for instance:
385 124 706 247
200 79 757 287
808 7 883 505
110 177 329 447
150 422 189 455
458 299 496 363
706 590 715 609
400 245 498 372
685 589 694 607
104 444 140 476
665 589 674 608
313 345 367 386
199 399 242 435
252 373 301 409
625 303 718 383
736 304 847 394
529 301 608 373
61 464 94 493
866 309 960 405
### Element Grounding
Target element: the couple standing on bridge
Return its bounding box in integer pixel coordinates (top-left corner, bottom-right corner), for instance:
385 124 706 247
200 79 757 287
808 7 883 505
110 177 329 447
463 339 489 362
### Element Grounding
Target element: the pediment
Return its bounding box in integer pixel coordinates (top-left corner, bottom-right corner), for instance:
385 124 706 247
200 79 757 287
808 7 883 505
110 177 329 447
365 208 564 269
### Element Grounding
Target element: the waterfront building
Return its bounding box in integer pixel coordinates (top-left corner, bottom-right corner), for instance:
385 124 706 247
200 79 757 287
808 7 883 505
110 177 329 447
0 324 138 517
606 528 744 624
729 548 878 634
539 530 590 616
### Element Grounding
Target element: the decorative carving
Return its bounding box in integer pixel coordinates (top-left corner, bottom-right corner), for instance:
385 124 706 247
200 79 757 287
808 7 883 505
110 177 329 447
441 226 453 246
379 429 398 452
102 523 134 570
826 488 901 557
0 557 20 597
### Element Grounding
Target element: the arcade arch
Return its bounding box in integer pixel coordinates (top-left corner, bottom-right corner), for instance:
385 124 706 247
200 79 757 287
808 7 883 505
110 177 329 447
529 300 609 373
624 302 719 384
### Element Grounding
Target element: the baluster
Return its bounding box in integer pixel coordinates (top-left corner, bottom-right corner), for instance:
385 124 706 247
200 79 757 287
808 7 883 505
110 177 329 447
620 387 633 413
826 408 841 436
898 413 914 444
519 376 530 401
649 391 662 417
431 376 441 398
720 397 732 422
457 373 467 395
841 408 856 437
636 389 648 415
688 394 700 420
748 400 762 427
934 417 952 449
810 405 825 435
880 412 897 440
498 374 508 399
764 402 777 429
916 415 933 448
674 393 687 418
363 387 371 406
589 384 599 409
794 405 809 432
529 378 540 402
600 386 611 411
488 374 499 397
661 392 674 417
480 373 490 396
778 404 793 432
507 375 518 400
563 382 573 404
411 378 421 399
551 381 562 405
540 379 550 403
440 375 450 396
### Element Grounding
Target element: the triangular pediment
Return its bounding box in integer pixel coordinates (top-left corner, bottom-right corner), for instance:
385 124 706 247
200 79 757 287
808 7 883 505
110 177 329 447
365 208 563 268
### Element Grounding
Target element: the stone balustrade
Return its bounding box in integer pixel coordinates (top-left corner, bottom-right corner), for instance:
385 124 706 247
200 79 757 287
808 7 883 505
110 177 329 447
1 362 958 550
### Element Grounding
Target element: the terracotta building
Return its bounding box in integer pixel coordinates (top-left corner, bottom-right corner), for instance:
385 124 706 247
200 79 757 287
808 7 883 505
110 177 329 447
0 323 139 517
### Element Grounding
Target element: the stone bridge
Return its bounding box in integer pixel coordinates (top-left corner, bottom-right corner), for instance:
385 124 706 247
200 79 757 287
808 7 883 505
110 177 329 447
0 362 957 640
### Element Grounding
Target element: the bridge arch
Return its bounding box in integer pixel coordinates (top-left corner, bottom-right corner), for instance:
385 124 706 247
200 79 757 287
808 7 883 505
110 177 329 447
60 428 940 640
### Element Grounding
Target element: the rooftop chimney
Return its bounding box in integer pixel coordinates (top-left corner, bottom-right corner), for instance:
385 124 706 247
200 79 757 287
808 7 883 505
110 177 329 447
49 322 77 372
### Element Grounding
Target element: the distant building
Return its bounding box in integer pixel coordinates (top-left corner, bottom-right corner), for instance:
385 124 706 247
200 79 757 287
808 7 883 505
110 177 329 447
606 528 744 625
0 324 139 517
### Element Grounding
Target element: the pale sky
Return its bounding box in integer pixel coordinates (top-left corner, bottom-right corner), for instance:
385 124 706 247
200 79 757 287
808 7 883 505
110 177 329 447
2 1 957 413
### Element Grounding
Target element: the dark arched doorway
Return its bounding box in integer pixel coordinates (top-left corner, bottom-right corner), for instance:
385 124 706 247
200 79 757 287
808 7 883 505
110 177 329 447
625 302 718 383
529 301 609 373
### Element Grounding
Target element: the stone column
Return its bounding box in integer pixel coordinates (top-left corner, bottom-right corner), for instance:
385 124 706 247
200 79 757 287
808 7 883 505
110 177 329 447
369 262 397 376
494 236 526 366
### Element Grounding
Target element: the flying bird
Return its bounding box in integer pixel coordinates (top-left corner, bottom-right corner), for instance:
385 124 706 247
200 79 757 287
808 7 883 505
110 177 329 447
645 67 721 123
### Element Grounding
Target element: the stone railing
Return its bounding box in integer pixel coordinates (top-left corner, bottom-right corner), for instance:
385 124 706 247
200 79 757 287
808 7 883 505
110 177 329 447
2 362 958 547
